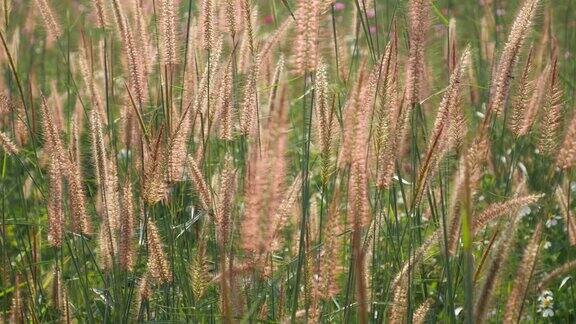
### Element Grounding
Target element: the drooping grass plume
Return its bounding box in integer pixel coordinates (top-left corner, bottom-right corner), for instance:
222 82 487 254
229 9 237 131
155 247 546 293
537 260 576 292
472 194 543 235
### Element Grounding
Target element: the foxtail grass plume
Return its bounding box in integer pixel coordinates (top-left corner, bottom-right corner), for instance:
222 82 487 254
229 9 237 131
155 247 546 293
518 63 551 136
404 0 429 107
318 194 343 299
146 219 172 283
91 0 107 28
537 260 576 292
239 58 260 137
133 0 154 77
472 194 542 235
557 109 576 170
142 133 168 205
240 0 255 59
33 0 62 41
119 181 136 271
215 156 236 248
486 0 540 119
89 109 121 232
9 275 24 323
555 186 576 246
77 44 106 123
414 47 470 207
160 0 178 66
412 298 434 324
98 224 115 271
41 95 66 247
293 0 320 75
111 0 147 108
200 0 215 52
314 60 333 156
474 211 522 323
339 67 366 167
135 271 151 317
0 131 19 155
216 61 234 141
446 136 489 255
375 33 399 188
388 232 439 324
537 57 563 155
504 222 543 323
52 266 70 323
191 238 210 299
66 135 92 235
509 46 534 136
224 0 237 37
188 156 213 211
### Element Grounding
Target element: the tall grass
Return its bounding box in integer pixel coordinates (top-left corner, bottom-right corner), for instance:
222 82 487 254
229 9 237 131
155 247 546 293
1 0 576 322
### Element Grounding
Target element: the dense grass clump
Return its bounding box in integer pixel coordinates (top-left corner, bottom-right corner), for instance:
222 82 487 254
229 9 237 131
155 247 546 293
1 0 576 322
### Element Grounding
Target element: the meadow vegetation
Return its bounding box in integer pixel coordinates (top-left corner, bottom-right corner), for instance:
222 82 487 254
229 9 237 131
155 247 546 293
1 0 576 322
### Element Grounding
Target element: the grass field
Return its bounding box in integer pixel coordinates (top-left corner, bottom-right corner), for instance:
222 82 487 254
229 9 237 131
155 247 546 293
1 0 576 322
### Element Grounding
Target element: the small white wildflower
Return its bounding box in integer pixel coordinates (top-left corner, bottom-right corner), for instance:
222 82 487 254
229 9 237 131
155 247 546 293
542 309 554 317
546 215 562 228
117 148 131 159
518 206 531 218
518 162 528 177
543 241 552 249
537 290 554 318
454 307 463 317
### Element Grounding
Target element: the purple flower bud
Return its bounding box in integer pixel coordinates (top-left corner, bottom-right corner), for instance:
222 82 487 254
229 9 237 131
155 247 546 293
334 2 345 11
